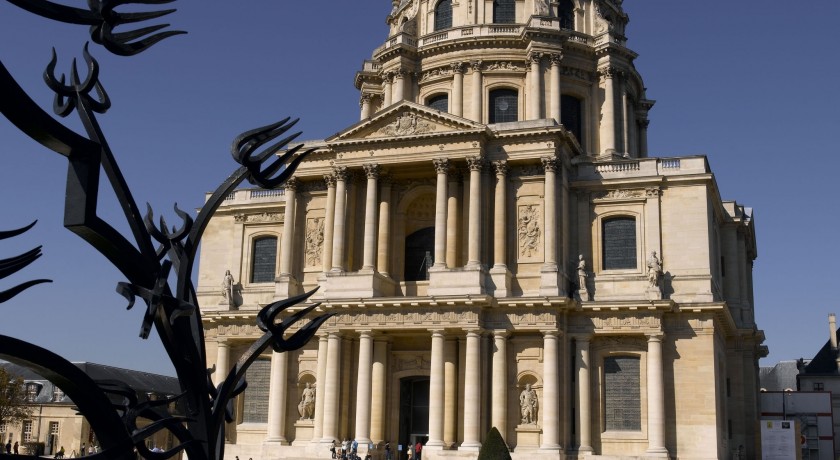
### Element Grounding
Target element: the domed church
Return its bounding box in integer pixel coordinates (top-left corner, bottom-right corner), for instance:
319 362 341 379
197 1 765 459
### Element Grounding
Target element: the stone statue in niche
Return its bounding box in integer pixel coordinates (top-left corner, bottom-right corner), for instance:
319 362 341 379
647 251 662 289
535 0 549 16
577 255 588 295
298 382 316 419
221 270 237 308
519 383 538 424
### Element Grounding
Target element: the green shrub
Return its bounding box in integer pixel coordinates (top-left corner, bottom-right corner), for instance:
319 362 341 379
477 427 510 460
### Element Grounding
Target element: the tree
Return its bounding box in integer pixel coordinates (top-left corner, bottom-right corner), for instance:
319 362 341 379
0 367 35 430
477 427 511 460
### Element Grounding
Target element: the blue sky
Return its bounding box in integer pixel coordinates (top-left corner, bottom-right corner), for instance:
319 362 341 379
1 1 838 376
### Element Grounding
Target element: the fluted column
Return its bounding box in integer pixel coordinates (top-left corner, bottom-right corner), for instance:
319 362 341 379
599 66 618 153
312 334 329 442
549 53 562 123
471 61 483 122
528 53 542 120
646 334 669 456
377 176 392 276
321 332 342 443
322 175 336 273
461 330 482 450
393 69 405 102
279 177 298 277
362 164 380 271
267 351 289 443
330 167 348 272
491 331 509 439
432 159 449 268
576 336 593 452
214 340 230 386
443 338 458 447
360 93 373 120
542 157 558 270
427 330 446 448
541 331 561 451
492 161 508 268
445 170 460 268
383 72 393 108
466 156 483 268
354 331 374 444
451 63 465 117
370 337 388 443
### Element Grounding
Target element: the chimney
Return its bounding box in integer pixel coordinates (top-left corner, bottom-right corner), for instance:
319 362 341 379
830 313 838 351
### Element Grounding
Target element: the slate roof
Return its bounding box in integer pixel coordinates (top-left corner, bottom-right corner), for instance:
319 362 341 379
801 329 840 375
759 360 800 391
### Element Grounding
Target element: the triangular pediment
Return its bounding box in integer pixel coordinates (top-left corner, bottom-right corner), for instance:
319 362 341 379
327 101 487 143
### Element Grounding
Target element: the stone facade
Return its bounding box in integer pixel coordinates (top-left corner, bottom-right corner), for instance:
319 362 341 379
198 1 766 459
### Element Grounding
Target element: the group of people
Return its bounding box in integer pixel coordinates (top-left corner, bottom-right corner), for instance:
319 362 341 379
330 439 376 460
3 440 18 455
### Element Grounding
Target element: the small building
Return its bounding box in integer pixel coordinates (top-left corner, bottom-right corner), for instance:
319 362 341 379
796 313 840 459
0 362 179 457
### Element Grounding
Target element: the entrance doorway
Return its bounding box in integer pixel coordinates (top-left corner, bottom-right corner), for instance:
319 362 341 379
398 376 429 457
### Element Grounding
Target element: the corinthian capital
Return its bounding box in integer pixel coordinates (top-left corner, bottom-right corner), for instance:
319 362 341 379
433 158 450 174
598 65 623 81
541 156 558 173
333 166 349 181
466 156 485 172
323 174 336 188
550 53 564 65
363 163 381 180
492 160 509 176
284 177 299 192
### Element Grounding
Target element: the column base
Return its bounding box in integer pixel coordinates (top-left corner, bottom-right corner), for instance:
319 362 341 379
458 442 481 451
428 266 487 296
274 274 302 300
489 265 512 297
423 442 445 450
321 270 396 298
644 447 670 458
265 437 289 445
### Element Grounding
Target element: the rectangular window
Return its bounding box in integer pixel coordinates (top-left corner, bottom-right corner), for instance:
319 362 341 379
49 422 59 436
250 237 278 283
0 422 6 433
602 218 637 270
814 382 824 391
242 358 271 423
22 420 33 442
604 356 641 431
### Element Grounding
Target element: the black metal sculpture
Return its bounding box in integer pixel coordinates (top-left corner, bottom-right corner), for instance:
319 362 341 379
0 2 330 460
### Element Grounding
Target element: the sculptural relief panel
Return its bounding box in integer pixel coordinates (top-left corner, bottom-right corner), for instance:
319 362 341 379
304 217 324 267
517 204 543 262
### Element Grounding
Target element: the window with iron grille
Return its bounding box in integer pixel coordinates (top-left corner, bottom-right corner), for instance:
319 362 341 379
489 89 518 123
493 0 515 24
604 356 641 431
22 420 33 442
427 94 449 113
558 0 575 29
602 217 636 270
434 0 452 31
250 236 277 283
242 359 271 423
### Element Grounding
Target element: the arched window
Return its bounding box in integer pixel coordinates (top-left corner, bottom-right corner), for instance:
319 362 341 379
493 0 515 24
561 95 583 148
434 0 452 31
604 356 641 431
250 236 278 283
427 94 449 113
602 217 636 270
489 88 518 123
404 227 435 281
558 0 575 29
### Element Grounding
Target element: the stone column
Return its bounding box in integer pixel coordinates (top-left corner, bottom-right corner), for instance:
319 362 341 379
313 334 329 442
621 79 629 153
354 331 374 444
638 119 650 157
491 331 509 439
466 156 483 268
492 161 508 268
321 332 342 443
599 66 618 153
362 164 380 272
360 93 373 120
330 167 348 272
393 69 405 103
471 61 483 122
461 330 482 450
451 63 465 117
214 340 230 386
443 337 458 447
549 53 562 123
427 330 446 448
542 157 558 270
433 158 449 268
528 52 542 120
541 331 561 451
322 175 336 273
377 176 392 277
445 170 460 268
266 351 289 443
646 334 669 457
383 72 393 108
370 337 388 443
279 178 298 277
576 336 593 453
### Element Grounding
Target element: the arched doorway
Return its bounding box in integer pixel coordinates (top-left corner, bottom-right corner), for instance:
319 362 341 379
398 376 430 454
